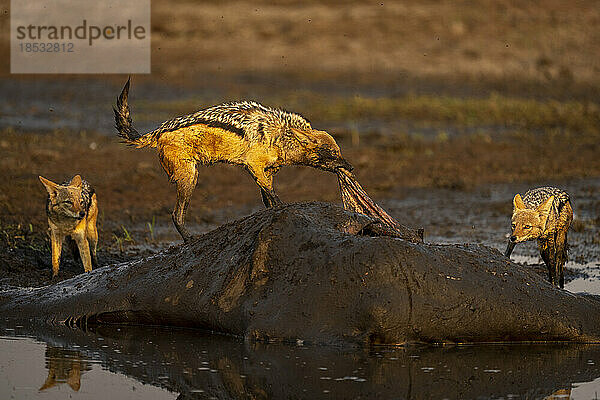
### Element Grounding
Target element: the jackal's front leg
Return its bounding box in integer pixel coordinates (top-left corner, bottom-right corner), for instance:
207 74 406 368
73 233 93 273
554 205 572 289
66 236 81 264
87 193 99 269
50 230 64 277
260 188 282 208
539 238 559 288
249 167 281 208
504 241 516 257
554 230 569 289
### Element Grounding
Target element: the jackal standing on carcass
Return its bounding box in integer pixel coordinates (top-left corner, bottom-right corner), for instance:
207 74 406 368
113 78 352 241
39 175 98 277
505 186 573 288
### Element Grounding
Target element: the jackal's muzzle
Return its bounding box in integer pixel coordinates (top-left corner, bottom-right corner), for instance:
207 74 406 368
314 146 353 172
333 158 353 172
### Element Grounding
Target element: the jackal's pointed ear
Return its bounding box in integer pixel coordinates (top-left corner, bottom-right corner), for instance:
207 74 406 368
312 129 339 148
537 196 554 216
513 194 526 211
39 176 58 195
69 175 83 188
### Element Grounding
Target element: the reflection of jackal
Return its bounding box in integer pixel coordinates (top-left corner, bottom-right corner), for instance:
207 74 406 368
39 346 92 392
505 186 573 288
114 78 352 242
544 388 571 400
39 175 98 277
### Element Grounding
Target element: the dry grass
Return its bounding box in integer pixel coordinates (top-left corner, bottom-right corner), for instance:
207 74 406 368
1 0 599 91
150 0 600 86
136 92 600 136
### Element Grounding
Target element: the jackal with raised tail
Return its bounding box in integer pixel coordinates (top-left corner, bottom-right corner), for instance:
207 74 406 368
505 186 573 288
39 175 98 277
113 78 352 241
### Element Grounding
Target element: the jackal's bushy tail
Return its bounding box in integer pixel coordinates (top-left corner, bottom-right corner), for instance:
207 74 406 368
113 78 156 148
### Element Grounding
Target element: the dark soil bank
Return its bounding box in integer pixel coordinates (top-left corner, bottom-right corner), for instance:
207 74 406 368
2 203 599 346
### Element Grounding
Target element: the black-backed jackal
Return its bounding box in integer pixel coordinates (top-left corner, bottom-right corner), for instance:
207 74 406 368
505 186 573 288
113 78 352 242
39 175 98 277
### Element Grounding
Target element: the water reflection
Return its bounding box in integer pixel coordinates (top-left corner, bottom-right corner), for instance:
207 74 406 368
39 346 92 392
2 321 600 399
545 388 572 400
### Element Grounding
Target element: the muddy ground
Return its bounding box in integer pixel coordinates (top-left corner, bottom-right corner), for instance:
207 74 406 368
0 0 598 289
0 126 598 289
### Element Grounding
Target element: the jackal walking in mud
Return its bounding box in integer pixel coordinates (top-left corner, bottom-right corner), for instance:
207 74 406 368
505 186 573 288
113 78 352 241
39 175 99 277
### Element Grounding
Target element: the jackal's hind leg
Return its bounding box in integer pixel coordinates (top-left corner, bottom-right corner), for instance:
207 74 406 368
172 163 198 243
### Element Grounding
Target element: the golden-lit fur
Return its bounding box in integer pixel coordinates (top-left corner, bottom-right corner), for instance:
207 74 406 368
506 188 573 288
39 175 98 277
114 78 352 241
510 194 555 243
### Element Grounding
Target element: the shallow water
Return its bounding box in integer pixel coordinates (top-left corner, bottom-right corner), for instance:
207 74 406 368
1 322 600 399
509 255 600 295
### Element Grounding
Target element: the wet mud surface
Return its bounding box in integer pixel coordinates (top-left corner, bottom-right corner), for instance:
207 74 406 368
0 78 598 339
1 202 599 345
1 127 598 292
